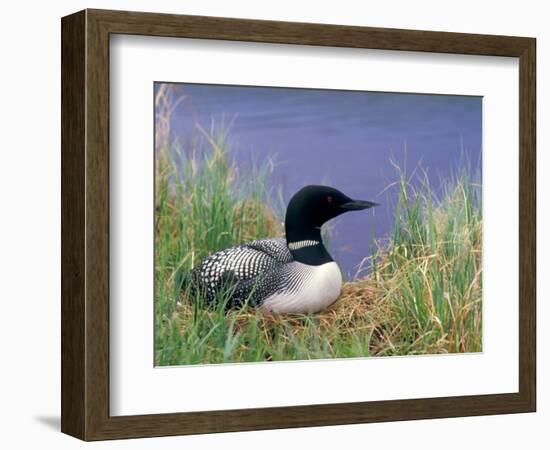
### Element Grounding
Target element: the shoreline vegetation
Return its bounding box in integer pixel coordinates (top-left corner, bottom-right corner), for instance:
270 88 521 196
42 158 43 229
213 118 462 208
155 85 482 366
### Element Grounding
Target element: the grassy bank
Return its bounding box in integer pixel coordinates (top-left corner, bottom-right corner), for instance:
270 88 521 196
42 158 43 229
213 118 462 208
367 162 482 355
154 85 482 366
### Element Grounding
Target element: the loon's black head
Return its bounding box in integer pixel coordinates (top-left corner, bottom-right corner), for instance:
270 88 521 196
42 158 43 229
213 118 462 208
285 185 378 264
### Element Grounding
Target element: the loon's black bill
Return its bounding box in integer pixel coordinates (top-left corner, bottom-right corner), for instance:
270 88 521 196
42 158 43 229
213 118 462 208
340 199 379 211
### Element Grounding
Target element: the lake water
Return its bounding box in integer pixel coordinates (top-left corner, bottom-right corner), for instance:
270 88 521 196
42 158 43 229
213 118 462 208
165 83 482 279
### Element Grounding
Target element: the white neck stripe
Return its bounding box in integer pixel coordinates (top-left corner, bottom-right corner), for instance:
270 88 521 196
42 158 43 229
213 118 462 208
288 240 320 251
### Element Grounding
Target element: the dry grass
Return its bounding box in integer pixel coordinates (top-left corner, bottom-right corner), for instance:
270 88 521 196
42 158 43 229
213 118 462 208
168 277 387 362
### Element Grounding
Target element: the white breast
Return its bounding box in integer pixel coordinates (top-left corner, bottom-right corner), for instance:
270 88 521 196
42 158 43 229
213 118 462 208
261 262 343 314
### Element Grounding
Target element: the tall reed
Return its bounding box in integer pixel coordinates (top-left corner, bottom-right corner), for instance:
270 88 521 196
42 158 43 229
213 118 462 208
368 162 482 355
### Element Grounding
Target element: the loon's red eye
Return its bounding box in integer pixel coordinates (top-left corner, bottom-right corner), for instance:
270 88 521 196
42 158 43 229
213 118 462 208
327 196 333 203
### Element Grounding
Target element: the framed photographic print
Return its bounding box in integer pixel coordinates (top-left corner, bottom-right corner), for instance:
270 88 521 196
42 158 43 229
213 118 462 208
61 9 536 441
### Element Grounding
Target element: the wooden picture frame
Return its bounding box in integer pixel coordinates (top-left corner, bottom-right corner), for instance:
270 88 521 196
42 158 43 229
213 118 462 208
61 8 536 441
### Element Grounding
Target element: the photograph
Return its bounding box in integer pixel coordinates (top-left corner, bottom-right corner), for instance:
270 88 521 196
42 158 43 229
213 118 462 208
154 82 483 366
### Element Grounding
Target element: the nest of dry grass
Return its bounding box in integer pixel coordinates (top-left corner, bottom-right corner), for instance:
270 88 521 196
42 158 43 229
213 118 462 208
173 276 391 359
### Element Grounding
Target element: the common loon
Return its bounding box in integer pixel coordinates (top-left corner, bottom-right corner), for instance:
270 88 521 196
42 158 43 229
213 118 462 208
189 185 378 314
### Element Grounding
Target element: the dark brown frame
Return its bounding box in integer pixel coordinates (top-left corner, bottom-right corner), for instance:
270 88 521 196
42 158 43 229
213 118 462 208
61 8 536 441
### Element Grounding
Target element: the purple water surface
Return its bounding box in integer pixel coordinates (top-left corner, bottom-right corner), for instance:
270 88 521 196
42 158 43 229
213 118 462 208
161 83 482 280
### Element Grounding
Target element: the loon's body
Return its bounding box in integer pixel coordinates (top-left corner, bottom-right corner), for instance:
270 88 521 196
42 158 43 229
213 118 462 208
189 185 377 313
